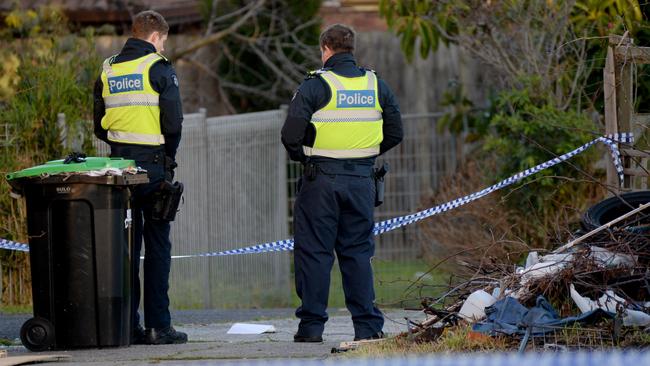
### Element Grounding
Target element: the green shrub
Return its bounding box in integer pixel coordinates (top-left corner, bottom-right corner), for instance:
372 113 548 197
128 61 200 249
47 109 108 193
484 77 600 244
0 6 100 305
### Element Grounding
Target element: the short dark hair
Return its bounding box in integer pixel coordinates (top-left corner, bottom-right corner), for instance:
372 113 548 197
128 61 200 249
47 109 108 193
132 10 169 39
319 24 355 53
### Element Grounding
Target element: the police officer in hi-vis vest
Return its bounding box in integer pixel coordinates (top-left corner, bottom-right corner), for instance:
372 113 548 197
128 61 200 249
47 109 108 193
93 10 186 345
281 24 403 342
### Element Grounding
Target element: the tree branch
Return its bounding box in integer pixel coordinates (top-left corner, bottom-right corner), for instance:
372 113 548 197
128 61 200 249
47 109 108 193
247 42 300 89
171 0 266 61
220 80 286 103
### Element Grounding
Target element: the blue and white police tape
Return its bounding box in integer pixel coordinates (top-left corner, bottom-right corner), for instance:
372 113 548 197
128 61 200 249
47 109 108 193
0 238 29 252
372 133 632 234
0 133 634 257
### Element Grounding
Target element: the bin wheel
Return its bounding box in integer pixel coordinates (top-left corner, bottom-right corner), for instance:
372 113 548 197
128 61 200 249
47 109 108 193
20 317 55 352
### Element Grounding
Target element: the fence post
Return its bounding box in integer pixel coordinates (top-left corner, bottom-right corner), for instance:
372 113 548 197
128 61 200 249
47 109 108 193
0 260 3 303
604 43 619 193
276 106 289 302
57 113 67 149
8 266 12 305
198 108 212 309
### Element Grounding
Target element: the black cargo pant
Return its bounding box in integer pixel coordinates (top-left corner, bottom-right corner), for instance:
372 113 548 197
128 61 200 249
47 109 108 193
293 159 384 339
111 144 172 330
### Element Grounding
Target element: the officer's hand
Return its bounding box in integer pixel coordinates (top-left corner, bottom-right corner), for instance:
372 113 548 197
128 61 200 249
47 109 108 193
165 169 174 182
164 156 177 182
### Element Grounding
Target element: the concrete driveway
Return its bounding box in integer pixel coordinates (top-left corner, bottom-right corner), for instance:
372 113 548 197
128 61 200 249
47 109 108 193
0 309 424 364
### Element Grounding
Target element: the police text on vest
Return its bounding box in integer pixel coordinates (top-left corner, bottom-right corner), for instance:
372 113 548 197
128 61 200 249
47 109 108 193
337 90 375 108
108 74 144 94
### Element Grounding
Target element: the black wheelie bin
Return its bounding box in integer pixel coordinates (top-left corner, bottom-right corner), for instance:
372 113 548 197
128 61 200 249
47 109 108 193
6 156 148 351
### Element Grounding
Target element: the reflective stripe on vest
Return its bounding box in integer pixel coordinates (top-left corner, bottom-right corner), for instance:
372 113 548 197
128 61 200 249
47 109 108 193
100 53 165 146
107 130 165 145
304 70 383 159
104 94 159 109
303 146 380 159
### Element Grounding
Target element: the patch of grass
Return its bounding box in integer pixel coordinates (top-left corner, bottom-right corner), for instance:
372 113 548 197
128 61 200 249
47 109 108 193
346 325 508 357
169 259 447 310
290 259 448 309
0 338 13 346
618 328 650 348
0 304 31 314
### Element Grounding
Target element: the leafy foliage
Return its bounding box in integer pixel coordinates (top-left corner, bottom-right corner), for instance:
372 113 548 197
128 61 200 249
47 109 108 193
436 81 493 143
379 0 454 62
0 6 100 305
483 77 600 242
379 1 647 248
380 0 643 62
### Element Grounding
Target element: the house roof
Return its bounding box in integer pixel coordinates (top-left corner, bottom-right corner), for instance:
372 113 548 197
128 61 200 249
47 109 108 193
0 0 386 32
321 0 386 32
323 0 379 12
0 0 202 26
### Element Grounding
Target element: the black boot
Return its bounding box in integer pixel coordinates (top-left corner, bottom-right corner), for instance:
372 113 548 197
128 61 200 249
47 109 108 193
293 333 323 343
132 324 147 345
145 326 188 345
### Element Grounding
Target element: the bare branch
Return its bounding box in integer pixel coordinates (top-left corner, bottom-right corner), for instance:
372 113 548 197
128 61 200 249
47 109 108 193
247 42 300 89
205 0 220 36
171 0 267 61
220 80 286 103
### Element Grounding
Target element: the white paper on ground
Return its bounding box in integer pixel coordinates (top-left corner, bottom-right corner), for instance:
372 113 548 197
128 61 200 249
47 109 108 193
227 323 277 334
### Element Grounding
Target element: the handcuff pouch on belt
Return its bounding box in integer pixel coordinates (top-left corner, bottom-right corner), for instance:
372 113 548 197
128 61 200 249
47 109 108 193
151 181 184 221
374 162 389 207
304 162 318 181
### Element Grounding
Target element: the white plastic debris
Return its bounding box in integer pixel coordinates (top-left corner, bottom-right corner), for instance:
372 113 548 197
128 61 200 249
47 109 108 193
525 251 539 269
589 246 637 268
539 253 574 263
227 323 276 335
520 260 569 284
458 290 497 321
569 284 650 327
518 252 574 285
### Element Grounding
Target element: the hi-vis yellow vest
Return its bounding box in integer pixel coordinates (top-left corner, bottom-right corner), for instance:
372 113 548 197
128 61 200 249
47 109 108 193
100 53 166 145
304 70 383 159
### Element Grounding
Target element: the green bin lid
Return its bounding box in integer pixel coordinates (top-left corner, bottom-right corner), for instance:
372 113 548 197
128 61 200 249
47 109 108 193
6 157 137 180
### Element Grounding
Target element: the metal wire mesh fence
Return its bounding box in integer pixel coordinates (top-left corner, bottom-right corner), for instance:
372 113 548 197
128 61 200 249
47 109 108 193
91 109 463 309
521 324 617 352
167 109 291 309
93 109 290 309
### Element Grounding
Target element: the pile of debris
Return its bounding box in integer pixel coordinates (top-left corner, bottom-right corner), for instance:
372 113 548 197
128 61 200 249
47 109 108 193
406 191 650 352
